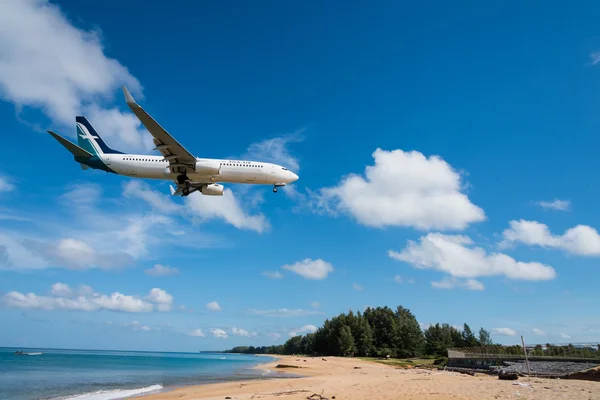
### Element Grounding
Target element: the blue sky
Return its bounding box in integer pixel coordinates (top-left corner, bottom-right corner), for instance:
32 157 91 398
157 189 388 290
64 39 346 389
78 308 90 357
1 0 600 351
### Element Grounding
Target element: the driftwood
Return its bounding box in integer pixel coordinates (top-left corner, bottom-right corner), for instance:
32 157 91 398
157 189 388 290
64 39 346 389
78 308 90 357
275 364 300 369
307 390 334 400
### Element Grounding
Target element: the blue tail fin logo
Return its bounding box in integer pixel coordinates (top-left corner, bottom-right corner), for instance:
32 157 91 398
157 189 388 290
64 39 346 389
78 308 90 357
75 116 124 156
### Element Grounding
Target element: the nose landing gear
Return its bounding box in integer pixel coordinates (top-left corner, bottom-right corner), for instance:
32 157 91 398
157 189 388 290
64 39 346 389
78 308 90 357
273 183 285 193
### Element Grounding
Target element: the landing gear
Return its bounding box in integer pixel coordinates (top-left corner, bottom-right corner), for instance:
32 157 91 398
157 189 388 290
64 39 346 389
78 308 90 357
273 187 278 193
273 184 285 193
177 174 189 185
182 187 190 196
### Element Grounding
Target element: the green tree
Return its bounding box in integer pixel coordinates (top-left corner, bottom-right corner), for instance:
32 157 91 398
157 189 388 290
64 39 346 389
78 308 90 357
353 312 375 356
478 327 493 346
338 325 356 356
395 306 425 357
461 323 479 347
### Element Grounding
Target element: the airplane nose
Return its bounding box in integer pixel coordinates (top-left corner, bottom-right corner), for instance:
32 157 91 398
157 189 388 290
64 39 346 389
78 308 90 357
289 171 299 182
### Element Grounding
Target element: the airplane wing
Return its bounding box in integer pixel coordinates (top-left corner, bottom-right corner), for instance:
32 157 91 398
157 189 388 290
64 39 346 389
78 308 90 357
121 86 197 176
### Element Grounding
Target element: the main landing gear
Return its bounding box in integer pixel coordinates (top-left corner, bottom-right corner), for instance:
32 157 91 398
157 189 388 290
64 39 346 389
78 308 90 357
178 174 191 196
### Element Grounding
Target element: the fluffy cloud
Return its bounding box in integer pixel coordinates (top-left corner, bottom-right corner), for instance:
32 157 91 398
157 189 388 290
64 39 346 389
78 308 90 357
289 324 318 337
243 130 303 172
262 271 283 279
267 332 282 340
311 302 320 309
247 308 324 317
145 264 179 277
231 327 256 337
310 148 485 230
146 288 173 311
0 176 14 192
532 328 546 336
501 220 600 256
492 328 517 336
211 328 228 339
353 283 364 291
282 258 334 280
186 189 269 233
390 233 556 281
0 0 150 152
536 199 570 211
189 329 205 337
206 301 222 312
2 283 173 313
430 276 484 291
124 181 268 234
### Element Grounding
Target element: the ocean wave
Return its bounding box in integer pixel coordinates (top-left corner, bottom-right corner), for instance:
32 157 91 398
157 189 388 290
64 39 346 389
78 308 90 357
54 384 163 400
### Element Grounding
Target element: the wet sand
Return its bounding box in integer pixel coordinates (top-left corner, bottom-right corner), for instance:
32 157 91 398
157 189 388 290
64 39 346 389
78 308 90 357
140 355 600 400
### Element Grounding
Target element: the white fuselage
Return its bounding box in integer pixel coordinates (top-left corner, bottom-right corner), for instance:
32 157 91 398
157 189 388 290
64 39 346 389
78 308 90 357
104 154 297 185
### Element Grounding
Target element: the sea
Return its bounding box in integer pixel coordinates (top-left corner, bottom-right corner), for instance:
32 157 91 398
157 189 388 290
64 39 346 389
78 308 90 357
0 347 279 400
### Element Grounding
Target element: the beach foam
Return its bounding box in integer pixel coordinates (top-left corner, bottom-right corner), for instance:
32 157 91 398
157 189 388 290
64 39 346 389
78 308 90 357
56 384 163 400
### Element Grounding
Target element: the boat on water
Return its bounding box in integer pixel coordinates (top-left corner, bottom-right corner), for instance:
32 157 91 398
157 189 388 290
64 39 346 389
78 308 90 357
14 351 42 356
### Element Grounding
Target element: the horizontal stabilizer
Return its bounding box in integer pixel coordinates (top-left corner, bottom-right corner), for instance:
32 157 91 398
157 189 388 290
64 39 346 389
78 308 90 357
48 130 93 158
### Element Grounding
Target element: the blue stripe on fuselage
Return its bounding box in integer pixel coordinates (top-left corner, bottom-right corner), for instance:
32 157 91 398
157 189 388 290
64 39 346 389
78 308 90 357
75 156 117 173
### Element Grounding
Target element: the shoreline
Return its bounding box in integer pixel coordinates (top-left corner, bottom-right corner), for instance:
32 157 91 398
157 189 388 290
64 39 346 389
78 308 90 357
138 355 600 400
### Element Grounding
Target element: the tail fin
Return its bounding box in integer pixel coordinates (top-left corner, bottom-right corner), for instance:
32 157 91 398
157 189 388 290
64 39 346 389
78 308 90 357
75 116 123 156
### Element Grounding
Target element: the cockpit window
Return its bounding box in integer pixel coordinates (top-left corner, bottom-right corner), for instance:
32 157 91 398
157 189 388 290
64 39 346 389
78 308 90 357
282 167 288 170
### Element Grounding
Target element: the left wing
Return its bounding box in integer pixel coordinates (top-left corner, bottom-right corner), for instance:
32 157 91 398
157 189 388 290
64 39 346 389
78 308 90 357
122 86 197 176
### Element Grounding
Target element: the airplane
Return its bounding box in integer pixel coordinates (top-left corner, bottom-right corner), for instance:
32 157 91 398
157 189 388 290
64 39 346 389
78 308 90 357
47 86 299 196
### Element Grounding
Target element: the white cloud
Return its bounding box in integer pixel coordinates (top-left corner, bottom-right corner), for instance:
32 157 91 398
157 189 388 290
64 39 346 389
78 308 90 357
393 275 415 284
0 176 15 192
2 284 173 313
123 181 181 215
310 148 485 230
289 324 318 337
267 332 282 340
243 131 303 171
186 189 269 233
189 329 205 337
211 328 228 339
146 288 173 312
353 283 364 291
232 327 256 337
247 308 324 317
0 0 149 152
591 51 600 66
282 258 334 280
501 220 600 256
560 332 572 339
431 276 485 291
536 199 570 211
124 180 268 233
310 301 320 309
125 321 151 332
0 184 213 271
206 301 222 312
145 264 179 277
262 270 283 279
390 233 556 281
532 328 546 336
492 328 517 336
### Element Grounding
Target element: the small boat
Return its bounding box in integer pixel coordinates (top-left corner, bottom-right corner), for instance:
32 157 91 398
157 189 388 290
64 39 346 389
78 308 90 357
14 351 42 356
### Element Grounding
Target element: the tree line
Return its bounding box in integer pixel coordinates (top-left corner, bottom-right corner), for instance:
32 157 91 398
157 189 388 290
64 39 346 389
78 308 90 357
226 305 494 358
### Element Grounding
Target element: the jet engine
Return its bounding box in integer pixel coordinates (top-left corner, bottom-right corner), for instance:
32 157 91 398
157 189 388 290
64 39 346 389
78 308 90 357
201 183 224 196
195 160 221 175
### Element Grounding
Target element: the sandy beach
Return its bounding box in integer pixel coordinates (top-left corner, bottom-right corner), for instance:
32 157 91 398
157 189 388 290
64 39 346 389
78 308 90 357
140 355 599 400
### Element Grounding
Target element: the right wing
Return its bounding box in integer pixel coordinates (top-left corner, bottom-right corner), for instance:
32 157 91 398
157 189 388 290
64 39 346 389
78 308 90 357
122 86 197 176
